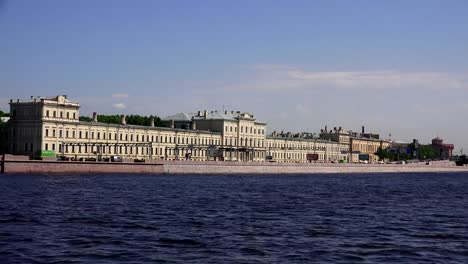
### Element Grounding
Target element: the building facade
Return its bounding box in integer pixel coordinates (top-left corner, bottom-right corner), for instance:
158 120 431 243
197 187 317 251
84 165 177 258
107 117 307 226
431 137 454 159
7 95 395 163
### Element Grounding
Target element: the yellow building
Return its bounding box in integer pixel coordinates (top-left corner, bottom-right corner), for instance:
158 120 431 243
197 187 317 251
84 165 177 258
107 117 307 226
350 137 391 163
265 135 349 163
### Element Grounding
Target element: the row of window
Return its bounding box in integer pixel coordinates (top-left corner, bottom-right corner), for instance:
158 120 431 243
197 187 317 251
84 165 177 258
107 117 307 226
267 142 343 150
268 152 345 161
44 128 220 145
223 137 266 148
225 125 265 135
45 110 77 120
45 143 215 157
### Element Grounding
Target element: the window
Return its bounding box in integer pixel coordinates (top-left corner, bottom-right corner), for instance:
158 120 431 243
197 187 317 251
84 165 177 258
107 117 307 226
46 129 49 137
73 113 76 119
12 110 17 117
79 131 82 138
66 131 69 138
230 127 232 132
53 111 56 117
45 143 48 150
98 132 101 139
241 126 243 133
59 130 62 138
24 143 28 151
60 112 63 118
52 144 55 151
85 132 88 139
46 110 49 117
73 131 75 138
66 112 69 119
91 132 94 139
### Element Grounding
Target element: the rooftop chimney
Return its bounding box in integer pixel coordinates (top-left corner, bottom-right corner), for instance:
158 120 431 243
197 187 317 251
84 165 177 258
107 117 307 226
170 120 175 129
197 111 201 117
121 115 126 125
204 110 207 118
92 112 97 122
191 120 197 130
362 126 365 134
150 117 155 127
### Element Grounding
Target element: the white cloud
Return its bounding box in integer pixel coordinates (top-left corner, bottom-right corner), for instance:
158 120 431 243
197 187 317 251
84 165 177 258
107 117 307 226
295 103 312 115
232 65 468 92
111 93 129 98
112 103 127 109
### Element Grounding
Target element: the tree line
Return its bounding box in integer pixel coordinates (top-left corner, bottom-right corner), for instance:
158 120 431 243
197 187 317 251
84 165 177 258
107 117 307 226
375 143 436 161
79 114 164 127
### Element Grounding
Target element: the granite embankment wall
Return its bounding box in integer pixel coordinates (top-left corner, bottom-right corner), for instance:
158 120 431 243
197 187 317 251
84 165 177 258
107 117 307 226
1 155 163 174
2 155 467 174
160 160 467 174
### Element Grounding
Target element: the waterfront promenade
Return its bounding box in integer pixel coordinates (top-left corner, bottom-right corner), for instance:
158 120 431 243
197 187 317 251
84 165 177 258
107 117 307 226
2 155 467 174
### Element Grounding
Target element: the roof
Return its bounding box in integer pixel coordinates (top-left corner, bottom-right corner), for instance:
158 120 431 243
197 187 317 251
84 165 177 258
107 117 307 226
163 111 266 124
162 112 196 122
392 139 409 144
266 136 348 145
77 121 221 135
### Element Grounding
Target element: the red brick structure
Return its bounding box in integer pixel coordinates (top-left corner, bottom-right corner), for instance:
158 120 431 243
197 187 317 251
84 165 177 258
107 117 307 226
431 137 454 160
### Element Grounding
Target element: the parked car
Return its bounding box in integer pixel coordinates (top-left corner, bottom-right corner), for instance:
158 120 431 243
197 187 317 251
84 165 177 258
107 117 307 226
57 155 70 161
111 156 122 162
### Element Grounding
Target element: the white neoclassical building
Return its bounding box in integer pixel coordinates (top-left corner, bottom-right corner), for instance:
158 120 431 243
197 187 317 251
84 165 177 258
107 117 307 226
7 95 361 163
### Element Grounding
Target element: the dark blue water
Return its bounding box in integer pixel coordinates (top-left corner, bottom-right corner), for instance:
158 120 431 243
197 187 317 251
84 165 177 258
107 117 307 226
1 173 467 263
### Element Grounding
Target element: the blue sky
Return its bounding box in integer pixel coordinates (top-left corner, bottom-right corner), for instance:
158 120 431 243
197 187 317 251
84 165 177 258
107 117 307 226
1 0 467 152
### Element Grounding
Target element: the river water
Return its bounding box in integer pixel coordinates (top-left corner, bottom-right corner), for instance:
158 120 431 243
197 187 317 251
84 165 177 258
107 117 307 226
1 173 467 263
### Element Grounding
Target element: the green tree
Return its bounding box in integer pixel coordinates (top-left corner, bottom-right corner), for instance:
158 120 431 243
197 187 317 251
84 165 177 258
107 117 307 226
0 118 8 154
80 114 164 127
0 110 9 117
417 144 436 160
375 147 389 160
79 116 93 122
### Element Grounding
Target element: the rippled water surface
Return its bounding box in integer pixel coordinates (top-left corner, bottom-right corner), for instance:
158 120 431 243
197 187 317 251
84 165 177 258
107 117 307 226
1 173 468 263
